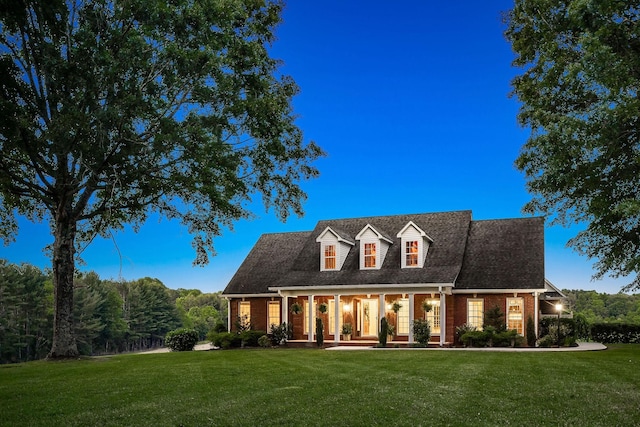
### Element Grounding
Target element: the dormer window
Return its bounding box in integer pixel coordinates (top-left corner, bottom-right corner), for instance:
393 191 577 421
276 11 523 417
324 244 336 269
405 241 419 266
356 224 393 270
316 227 354 271
397 221 433 268
364 243 377 268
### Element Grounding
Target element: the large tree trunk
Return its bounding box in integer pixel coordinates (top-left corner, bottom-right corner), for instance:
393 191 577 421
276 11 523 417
47 202 79 359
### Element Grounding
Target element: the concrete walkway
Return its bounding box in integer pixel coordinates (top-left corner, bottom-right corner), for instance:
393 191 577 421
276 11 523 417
325 342 607 352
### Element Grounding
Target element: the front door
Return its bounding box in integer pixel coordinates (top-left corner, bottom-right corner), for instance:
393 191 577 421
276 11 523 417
360 298 378 337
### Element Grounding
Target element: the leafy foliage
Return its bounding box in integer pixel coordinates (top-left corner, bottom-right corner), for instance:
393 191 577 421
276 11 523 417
0 0 322 358
378 317 388 347
315 318 323 347
505 0 640 291
165 328 198 352
411 319 431 346
526 315 536 347
563 289 640 324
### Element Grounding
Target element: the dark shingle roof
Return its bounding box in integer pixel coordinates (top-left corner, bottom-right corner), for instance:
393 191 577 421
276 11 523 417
455 217 545 289
223 231 310 295
222 211 546 295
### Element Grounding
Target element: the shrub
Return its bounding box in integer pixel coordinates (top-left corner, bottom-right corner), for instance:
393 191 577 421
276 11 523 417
412 319 431 345
455 323 476 346
269 322 292 346
316 318 324 347
526 315 536 347
258 335 271 348
493 330 521 347
590 323 640 344
240 330 266 347
484 306 506 332
213 321 227 333
378 317 389 347
165 328 198 352
208 332 242 349
460 330 488 347
537 334 555 348
574 313 590 340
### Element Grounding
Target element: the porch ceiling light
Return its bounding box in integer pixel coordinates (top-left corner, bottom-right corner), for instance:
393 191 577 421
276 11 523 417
344 304 351 312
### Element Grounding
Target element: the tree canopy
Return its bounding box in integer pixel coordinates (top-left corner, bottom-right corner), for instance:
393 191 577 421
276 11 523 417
0 0 322 358
505 0 640 291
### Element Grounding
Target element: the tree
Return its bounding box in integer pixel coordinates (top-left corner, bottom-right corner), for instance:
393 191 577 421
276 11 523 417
0 0 322 358
505 0 640 291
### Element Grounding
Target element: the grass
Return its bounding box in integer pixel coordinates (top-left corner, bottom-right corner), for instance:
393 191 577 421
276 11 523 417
0 345 639 426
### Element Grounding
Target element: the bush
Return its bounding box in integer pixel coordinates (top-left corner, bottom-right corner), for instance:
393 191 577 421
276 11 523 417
461 330 489 347
165 328 198 352
208 332 242 349
412 319 431 345
258 335 271 348
526 315 536 347
316 318 324 347
590 323 640 344
537 334 555 348
269 322 292 346
378 317 389 347
455 323 476 346
240 330 266 347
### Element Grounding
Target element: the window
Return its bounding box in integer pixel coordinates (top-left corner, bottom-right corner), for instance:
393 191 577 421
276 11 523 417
324 244 336 270
304 300 315 335
364 243 376 268
397 298 409 335
507 298 524 334
328 300 343 335
426 300 441 334
405 241 419 266
239 301 251 329
467 299 484 330
268 301 280 329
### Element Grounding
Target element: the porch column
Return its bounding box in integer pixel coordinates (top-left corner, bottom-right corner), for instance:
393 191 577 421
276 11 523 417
227 299 231 332
334 294 340 344
440 292 446 347
408 293 415 343
281 295 288 326
379 294 386 328
308 295 314 343
534 291 539 339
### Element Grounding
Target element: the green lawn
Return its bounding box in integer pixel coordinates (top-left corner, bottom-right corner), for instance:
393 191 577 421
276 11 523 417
0 345 639 426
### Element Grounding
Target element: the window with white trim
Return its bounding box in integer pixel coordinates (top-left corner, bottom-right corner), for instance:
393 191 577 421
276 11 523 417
239 301 251 329
324 244 336 270
405 241 419 267
267 301 280 329
426 300 441 334
467 299 484 330
397 298 409 335
507 298 524 334
364 243 376 268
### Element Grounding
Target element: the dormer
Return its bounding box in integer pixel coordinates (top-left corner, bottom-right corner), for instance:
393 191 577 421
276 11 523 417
315 227 354 271
355 224 393 270
396 221 433 268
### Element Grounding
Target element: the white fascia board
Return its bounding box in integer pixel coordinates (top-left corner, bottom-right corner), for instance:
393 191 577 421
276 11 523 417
222 293 281 299
269 283 454 295
315 226 355 245
355 223 394 244
451 288 546 295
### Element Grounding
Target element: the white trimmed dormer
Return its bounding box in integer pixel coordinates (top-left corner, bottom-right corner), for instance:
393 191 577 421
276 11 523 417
397 221 433 268
355 224 393 270
315 227 354 271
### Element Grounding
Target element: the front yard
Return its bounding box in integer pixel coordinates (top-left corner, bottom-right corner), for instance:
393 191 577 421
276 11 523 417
0 344 638 426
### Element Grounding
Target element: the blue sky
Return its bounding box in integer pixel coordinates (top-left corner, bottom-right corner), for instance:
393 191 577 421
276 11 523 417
0 1 631 294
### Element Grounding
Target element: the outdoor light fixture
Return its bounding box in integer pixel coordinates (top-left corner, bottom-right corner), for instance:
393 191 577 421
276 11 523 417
386 303 392 311
555 303 563 347
344 304 351 312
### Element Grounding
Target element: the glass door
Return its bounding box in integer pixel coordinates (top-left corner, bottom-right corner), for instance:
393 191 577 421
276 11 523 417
360 298 378 337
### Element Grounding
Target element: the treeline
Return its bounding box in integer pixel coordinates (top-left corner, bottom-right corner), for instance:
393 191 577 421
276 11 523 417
563 289 640 324
0 260 227 364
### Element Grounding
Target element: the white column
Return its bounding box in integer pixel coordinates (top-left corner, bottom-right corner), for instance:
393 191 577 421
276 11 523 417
227 299 231 332
308 295 314 343
440 292 446 347
408 293 415 343
379 294 386 331
534 292 539 340
334 295 340 344
281 295 288 326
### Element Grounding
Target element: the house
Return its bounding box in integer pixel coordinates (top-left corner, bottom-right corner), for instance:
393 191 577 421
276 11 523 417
222 210 564 346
